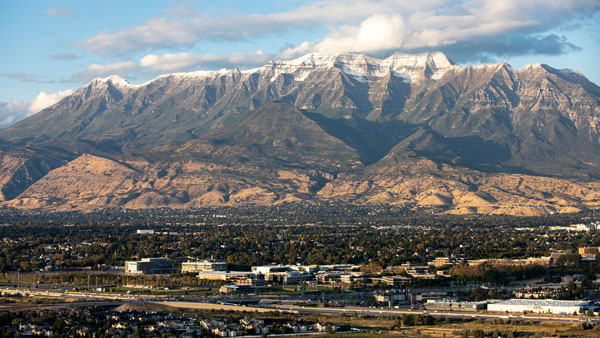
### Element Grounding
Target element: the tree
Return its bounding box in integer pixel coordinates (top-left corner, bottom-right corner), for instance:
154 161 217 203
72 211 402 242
423 315 435 325
402 314 415 326
52 319 66 333
557 253 581 267
326 325 334 334
472 329 484 338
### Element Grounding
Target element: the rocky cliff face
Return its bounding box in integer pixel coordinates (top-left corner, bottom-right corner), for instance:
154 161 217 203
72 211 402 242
1 52 600 215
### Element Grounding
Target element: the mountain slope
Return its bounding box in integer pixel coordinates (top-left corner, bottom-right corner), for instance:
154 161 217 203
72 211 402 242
1 52 600 215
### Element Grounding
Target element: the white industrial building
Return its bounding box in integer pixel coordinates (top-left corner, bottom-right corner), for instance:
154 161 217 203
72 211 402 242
181 260 227 273
136 229 154 234
426 299 487 312
487 299 591 314
252 265 291 274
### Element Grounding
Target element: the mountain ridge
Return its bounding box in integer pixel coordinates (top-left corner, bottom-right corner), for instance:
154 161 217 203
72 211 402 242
1 51 600 215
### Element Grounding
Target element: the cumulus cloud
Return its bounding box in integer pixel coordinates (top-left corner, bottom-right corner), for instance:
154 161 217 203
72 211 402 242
0 89 74 127
282 0 599 60
28 90 74 115
77 1 412 55
282 14 406 58
140 50 271 71
45 6 72 17
71 61 137 82
0 101 29 127
77 0 599 63
0 114 16 126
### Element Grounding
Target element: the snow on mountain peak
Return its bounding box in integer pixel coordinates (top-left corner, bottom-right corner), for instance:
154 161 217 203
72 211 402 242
85 52 459 89
88 75 137 89
255 51 457 83
287 53 337 67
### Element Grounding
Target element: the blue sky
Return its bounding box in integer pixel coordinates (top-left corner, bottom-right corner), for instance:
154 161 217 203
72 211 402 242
1 0 599 126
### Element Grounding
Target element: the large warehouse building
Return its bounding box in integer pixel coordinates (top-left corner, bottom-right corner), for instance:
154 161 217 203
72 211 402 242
487 299 591 314
426 299 487 312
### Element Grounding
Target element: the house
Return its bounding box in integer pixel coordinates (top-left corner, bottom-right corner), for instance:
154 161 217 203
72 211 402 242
212 325 241 337
315 323 339 332
283 321 312 333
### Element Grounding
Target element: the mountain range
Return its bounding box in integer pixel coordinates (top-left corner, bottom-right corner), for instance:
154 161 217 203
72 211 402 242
1 52 600 215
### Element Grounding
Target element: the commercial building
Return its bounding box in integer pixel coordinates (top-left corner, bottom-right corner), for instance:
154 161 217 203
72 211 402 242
316 272 341 284
197 271 255 281
263 271 313 285
413 291 447 302
340 274 364 284
136 229 154 234
468 257 551 267
431 256 467 267
579 247 600 258
401 263 437 279
283 271 313 284
381 276 411 288
252 265 291 274
219 284 254 294
426 299 487 312
125 257 173 274
318 264 360 272
487 299 591 314
182 260 227 273
374 290 409 306
571 222 600 231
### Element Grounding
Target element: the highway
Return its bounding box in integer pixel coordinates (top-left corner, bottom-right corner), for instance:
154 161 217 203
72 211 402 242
275 304 589 323
0 300 128 311
0 287 593 324
150 301 592 324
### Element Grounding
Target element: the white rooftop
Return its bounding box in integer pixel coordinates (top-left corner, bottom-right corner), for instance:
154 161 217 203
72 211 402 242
490 299 589 306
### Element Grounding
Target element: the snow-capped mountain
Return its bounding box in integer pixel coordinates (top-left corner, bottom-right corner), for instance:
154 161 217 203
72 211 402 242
1 52 600 215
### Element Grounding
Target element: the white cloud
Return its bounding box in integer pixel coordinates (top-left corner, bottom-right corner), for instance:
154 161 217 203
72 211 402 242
140 53 203 71
0 101 29 127
71 61 137 82
86 61 137 75
282 14 406 58
28 90 74 115
0 115 15 126
77 1 418 55
77 0 599 59
45 6 72 17
282 0 599 60
0 89 74 127
140 50 271 71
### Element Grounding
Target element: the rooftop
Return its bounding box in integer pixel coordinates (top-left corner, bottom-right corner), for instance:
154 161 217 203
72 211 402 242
490 299 590 306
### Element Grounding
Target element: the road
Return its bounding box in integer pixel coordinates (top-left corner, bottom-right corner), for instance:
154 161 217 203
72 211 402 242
0 300 129 311
149 301 591 324
275 304 588 323
0 287 593 324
